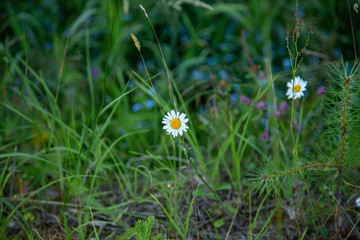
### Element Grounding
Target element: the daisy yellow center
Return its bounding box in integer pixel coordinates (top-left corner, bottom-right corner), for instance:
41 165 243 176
170 118 181 129
293 85 301 93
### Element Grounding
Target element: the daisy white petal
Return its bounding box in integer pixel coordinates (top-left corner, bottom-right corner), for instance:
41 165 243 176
162 109 190 137
286 76 307 100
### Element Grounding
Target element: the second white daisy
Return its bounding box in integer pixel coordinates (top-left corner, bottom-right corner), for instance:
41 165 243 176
162 110 189 137
286 76 307 100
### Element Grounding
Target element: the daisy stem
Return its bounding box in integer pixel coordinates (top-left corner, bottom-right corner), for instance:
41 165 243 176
182 136 230 213
170 136 177 189
182 136 190 169
287 2 304 236
290 62 301 240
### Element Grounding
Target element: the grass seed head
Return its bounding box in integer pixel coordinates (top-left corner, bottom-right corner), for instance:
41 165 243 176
131 33 141 52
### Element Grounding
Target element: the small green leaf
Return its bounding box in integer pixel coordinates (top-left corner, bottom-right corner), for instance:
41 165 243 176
224 204 237 213
214 183 232 192
214 218 225 228
318 226 328 240
195 184 217 200
195 190 217 200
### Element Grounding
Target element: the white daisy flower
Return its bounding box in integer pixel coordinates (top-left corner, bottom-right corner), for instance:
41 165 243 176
162 110 189 137
286 76 307 100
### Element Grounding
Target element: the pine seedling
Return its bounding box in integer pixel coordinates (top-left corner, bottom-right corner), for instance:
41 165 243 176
324 58 360 205
116 216 164 240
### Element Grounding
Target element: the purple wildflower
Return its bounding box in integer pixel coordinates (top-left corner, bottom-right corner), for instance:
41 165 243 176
240 95 249 104
279 101 288 112
256 102 265 110
239 95 252 106
91 68 99 78
261 132 270 141
317 86 326 96
275 110 281 117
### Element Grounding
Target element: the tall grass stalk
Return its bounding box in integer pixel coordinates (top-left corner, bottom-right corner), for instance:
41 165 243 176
139 5 177 110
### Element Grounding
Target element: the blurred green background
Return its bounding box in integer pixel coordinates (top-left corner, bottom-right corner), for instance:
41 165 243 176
2 0 359 143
